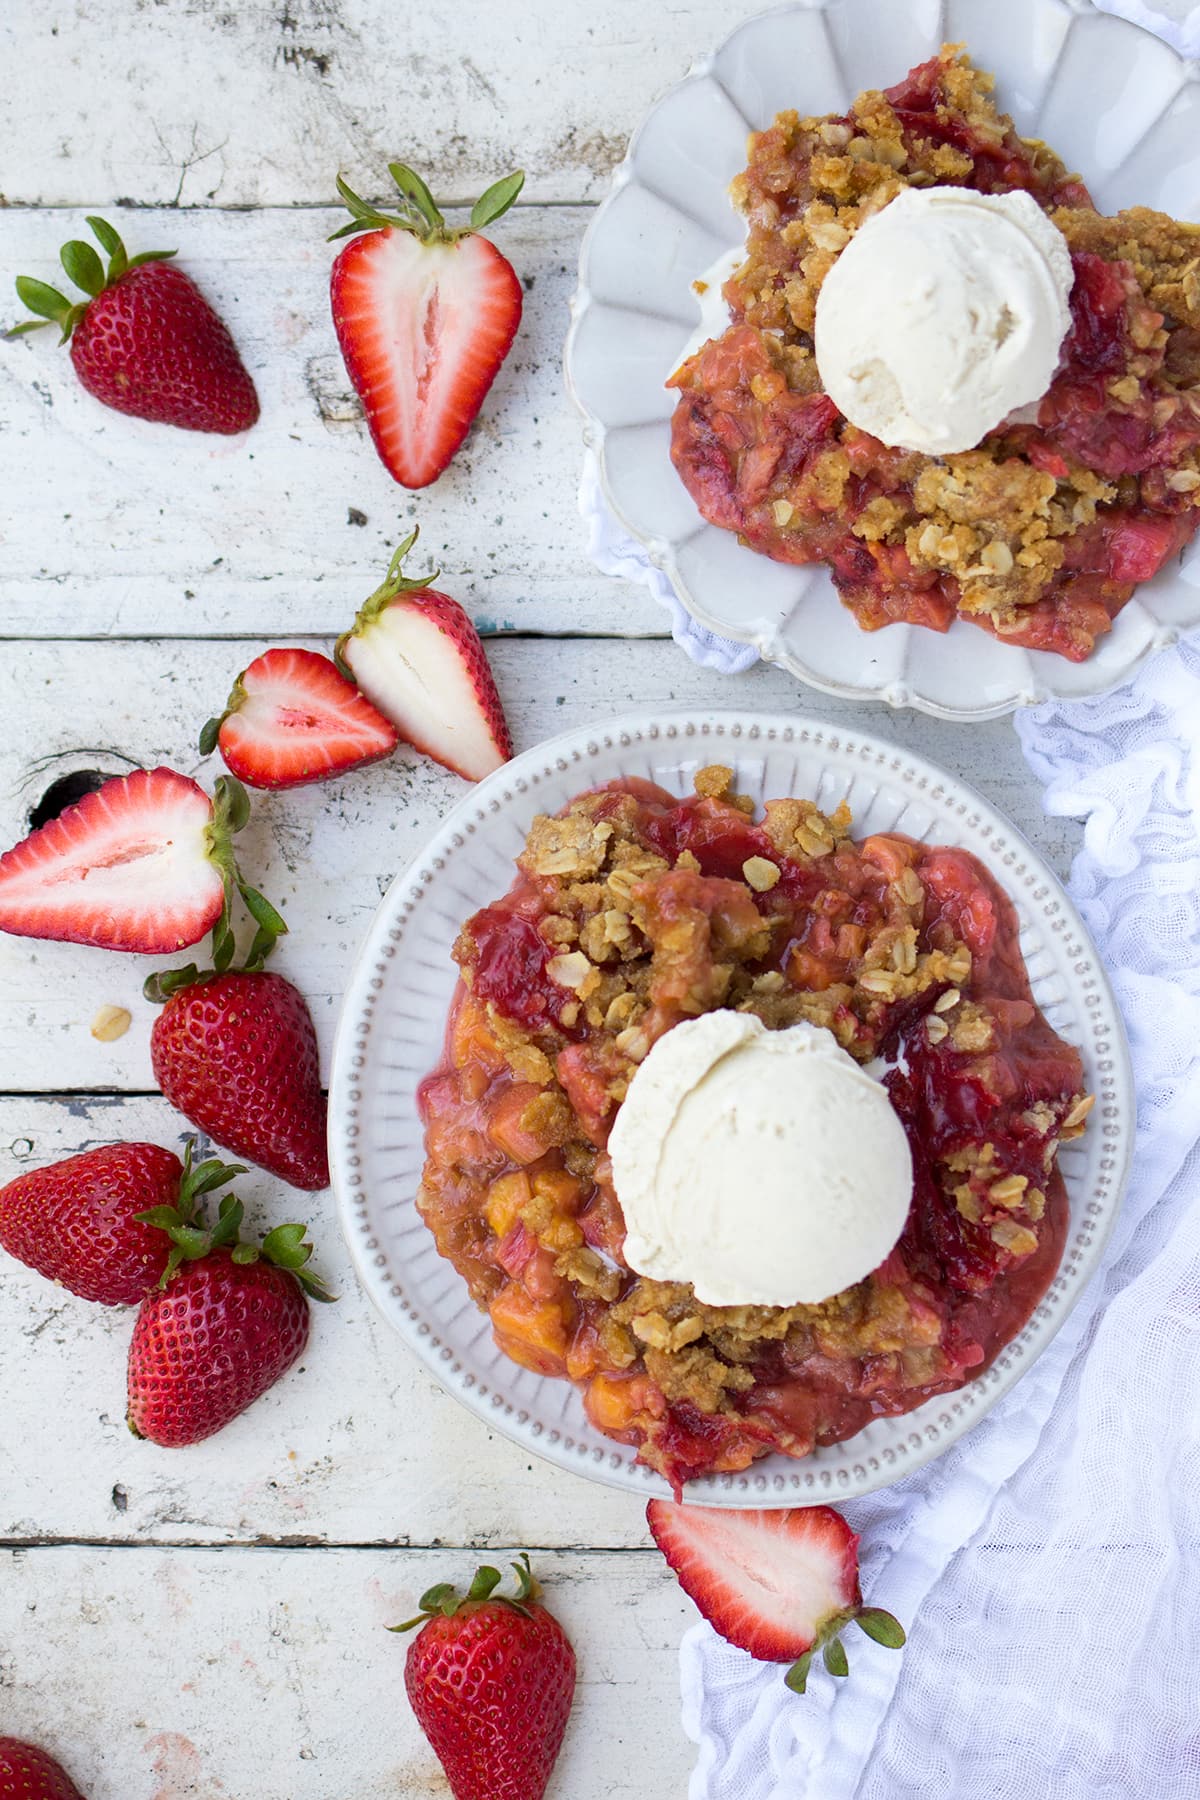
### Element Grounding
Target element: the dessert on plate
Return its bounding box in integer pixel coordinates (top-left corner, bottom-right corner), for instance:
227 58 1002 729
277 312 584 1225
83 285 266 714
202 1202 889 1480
417 765 1091 1491
668 45 1200 662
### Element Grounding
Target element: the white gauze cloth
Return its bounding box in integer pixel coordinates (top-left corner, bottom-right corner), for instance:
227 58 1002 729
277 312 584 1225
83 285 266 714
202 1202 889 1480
578 5 1200 1792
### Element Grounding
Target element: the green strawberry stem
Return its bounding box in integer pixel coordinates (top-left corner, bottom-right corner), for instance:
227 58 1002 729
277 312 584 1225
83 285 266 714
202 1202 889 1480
8 216 176 342
388 1552 538 1632
143 774 287 1002
135 1183 335 1301
784 1604 906 1695
328 163 524 246
333 526 440 677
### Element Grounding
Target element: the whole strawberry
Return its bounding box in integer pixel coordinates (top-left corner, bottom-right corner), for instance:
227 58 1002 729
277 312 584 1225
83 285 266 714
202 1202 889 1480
0 1738 87 1799
11 215 258 433
149 968 328 1190
0 1137 241 1305
394 1555 576 1800
127 1195 332 1447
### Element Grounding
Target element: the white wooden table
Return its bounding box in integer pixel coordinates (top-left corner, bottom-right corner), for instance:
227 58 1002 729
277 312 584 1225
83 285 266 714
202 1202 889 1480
0 2 1186 1793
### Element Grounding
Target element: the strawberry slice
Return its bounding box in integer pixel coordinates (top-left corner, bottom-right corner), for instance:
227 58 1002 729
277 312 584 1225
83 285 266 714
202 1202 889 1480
0 767 251 954
329 162 524 488
336 529 513 782
201 646 399 790
647 1500 905 1693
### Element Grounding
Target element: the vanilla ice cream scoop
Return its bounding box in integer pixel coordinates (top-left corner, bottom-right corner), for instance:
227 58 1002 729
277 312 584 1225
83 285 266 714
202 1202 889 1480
814 185 1074 456
608 1012 912 1308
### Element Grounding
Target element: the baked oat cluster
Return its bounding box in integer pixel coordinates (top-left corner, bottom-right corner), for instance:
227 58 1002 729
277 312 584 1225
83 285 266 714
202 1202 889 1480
669 45 1200 660
417 767 1091 1491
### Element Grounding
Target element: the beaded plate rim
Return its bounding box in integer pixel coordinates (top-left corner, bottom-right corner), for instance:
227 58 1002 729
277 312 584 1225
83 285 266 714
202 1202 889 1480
328 709 1133 1506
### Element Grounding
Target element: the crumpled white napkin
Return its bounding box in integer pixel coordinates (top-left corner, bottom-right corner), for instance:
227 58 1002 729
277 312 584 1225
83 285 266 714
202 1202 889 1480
679 640 1200 1798
578 6 1200 1794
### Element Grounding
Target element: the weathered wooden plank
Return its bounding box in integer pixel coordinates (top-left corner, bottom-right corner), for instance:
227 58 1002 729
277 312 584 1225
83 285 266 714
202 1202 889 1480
0 635 1079 1094
0 1095 657 1549
3 0 1194 211
0 0 773 207
0 1544 694 1799
0 205 668 640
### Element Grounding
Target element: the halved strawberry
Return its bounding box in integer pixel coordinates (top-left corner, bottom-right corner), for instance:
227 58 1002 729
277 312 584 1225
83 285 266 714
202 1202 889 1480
201 647 399 790
329 162 524 488
336 530 512 782
647 1500 905 1694
0 768 255 954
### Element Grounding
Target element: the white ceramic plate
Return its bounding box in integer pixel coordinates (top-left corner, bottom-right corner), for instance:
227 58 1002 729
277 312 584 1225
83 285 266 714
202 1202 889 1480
565 0 1200 719
329 712 1132 1505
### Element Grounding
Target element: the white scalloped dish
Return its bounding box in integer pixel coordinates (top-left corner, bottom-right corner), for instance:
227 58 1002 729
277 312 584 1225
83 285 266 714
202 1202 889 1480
565 0 1200 718
329 712 1132 1505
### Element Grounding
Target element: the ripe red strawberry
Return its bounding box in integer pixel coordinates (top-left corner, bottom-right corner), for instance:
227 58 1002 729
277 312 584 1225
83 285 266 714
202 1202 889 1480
126 1196 331 1447
12 216 258 433
0 1739 87 1799
336 530 512 781
201 646 399 790
394 1555 576 1800
0 1138 241 1305
0 768 260 955
329 162 523 488
647 1500 906 1694
149 969 329 1189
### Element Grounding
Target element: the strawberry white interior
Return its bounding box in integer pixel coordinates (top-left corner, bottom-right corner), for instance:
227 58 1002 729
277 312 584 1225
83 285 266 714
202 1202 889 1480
669 1507 856 1640
343 231 502 462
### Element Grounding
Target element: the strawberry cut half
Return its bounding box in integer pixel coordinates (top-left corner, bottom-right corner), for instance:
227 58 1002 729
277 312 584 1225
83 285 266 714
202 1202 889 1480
647 1499 906 1694
0 766 233 953
337 529 513 782
329 162 524 489
203 646 399 790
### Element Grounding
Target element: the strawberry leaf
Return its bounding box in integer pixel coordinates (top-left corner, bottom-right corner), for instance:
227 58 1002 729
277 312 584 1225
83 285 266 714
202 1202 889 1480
239 883 287 939
126 250 177 268
388 163 444 234
214 775 251 835
470 169 525 230
208 1198 245 1251
230 1243 260 1266
211 916 236 974
198 716 221 757
136 1205 185 1230
143 964 203 1004
823 1637 849 1678
785 1652 813 1695
419 1582 459 1616
86 215 127 282
467 1566 504 1602
854 1608 907 1649
60 239 105 298
14 275 74 324
262 1222 310 1264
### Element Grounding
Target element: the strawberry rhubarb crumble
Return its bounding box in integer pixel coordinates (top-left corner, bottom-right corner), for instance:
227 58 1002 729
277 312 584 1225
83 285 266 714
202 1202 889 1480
668 45 1200 661
417 767 1091 1491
